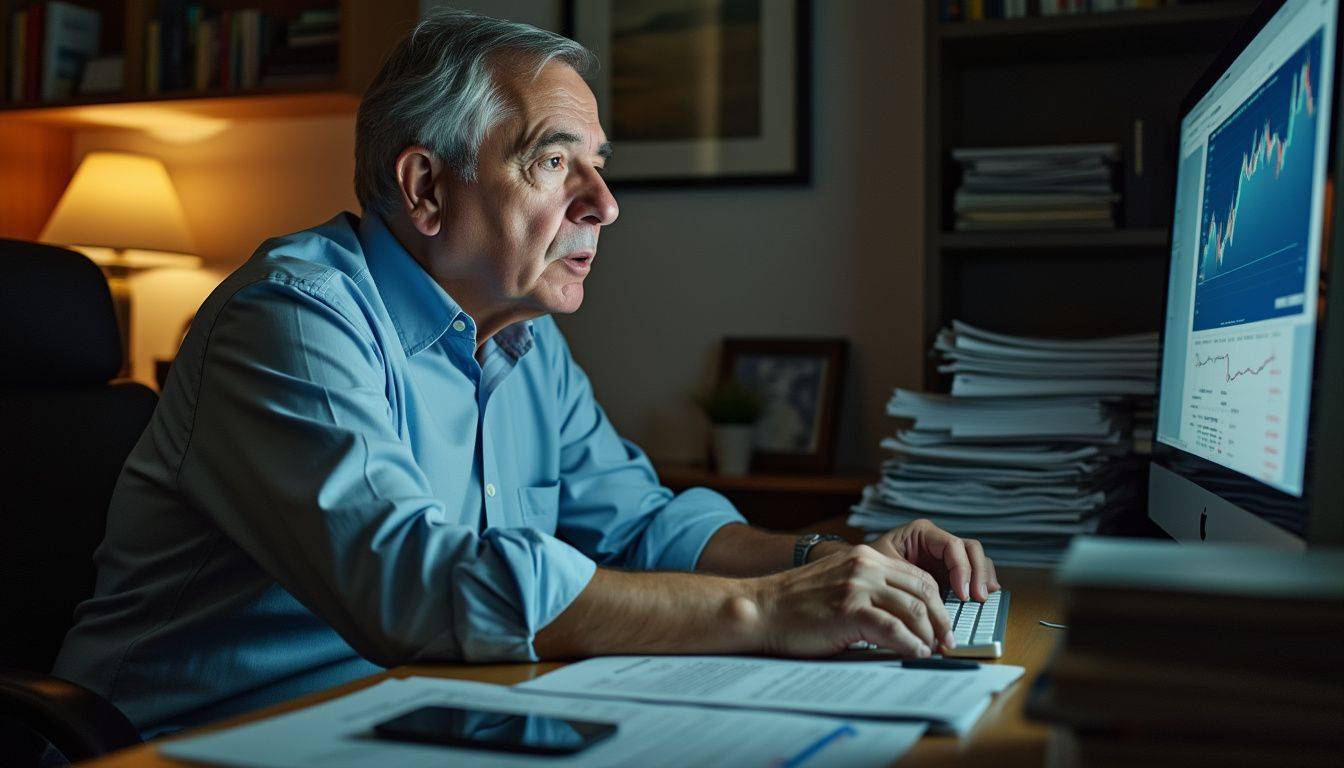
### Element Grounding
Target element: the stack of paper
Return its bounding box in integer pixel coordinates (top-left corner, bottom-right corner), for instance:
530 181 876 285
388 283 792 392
517 655 1023 736
1028 538 1344 767
952 144 1120 231
160 675 929 768
848 321 1157 566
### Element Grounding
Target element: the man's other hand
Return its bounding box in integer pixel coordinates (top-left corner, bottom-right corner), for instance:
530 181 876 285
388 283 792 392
868 519 1000 603
750 544 955 658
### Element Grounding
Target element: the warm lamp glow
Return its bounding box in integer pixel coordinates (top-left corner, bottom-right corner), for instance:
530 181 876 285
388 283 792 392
41 152 197 259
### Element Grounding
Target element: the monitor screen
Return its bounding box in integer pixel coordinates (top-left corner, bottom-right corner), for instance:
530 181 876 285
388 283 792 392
1157 0 1337 500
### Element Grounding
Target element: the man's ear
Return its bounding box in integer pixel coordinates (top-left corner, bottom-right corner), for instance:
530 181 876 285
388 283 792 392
394 146 444 238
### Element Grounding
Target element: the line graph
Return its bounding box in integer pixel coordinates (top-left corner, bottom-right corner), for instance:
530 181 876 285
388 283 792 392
1194 30 1322 331
1184 331 1290 485
1193 351 1277 383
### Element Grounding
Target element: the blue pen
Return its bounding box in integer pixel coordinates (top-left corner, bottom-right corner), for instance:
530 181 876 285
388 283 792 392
781 723 857 767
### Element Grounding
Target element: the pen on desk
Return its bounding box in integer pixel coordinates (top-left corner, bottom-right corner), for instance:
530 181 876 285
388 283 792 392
900 658 980 671
781 723 856 767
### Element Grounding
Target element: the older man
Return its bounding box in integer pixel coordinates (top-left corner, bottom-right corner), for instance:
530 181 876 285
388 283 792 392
54 10 998 734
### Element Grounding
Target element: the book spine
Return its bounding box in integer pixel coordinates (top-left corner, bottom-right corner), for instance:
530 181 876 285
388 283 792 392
217 10 229 90
185 3 200 91
967 0 985 21
145 19 160 94
26 2 44 102
9 10 25 101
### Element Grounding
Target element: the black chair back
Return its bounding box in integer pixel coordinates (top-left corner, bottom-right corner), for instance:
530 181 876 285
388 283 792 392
0 240 155 762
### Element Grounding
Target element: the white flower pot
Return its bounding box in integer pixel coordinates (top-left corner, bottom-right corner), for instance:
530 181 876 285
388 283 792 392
712 425 754 476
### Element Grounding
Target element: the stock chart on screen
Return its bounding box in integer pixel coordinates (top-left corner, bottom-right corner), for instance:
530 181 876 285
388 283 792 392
1158 2 1334 497
1195 30 1321 332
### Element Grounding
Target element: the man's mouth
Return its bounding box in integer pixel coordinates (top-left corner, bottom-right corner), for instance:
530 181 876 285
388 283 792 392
561 251 595 274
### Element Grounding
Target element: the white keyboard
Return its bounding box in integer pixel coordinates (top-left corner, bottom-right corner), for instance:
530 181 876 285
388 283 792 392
941 589 1009 659
844 589 1011 659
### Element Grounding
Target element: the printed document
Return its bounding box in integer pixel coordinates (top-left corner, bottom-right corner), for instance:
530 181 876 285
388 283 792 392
516 656 1024 734
159 676 926 768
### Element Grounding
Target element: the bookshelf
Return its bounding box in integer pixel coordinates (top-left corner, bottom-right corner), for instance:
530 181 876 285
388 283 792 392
0 0 417 239
922 0 1259 386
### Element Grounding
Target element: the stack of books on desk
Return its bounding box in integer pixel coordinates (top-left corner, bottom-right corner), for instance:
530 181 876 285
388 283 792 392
951 144 1120 231
1029 538 1344 767
847 321 1157 566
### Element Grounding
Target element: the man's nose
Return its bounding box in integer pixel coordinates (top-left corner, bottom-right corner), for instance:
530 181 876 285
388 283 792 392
569 167 619 226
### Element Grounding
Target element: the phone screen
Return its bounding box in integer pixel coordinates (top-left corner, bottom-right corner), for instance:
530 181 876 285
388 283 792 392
373 705 618 755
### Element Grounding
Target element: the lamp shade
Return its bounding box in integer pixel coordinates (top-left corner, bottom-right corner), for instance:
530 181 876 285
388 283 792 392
40 152 197 261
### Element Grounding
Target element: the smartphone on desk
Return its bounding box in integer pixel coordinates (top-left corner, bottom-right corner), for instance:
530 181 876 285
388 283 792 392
373 704 618 756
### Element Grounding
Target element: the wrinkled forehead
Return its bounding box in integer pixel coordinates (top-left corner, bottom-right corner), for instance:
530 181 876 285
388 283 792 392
490 56 607 149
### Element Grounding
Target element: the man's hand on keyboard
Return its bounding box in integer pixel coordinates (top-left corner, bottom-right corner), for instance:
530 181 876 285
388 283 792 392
751 544 956 658
867 518 1000 604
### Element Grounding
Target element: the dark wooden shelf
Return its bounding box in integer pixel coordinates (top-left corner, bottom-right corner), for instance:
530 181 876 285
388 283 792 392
657 464 872 495
939 228 1170 251
0 87 359 127
656 463 871 530
940 1 1257 41
921 0 1255 388
938 1 1257 59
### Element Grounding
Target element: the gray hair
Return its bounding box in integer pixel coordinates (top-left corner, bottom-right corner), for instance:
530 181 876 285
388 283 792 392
354 8 595 217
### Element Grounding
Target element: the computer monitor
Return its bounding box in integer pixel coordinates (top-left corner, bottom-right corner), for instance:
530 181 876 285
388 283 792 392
1152 0 1344 548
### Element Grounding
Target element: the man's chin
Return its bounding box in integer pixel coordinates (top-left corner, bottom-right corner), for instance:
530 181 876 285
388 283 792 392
541 281 585 314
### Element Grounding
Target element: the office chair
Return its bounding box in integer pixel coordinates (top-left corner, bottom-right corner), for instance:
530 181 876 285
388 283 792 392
0 240 157 763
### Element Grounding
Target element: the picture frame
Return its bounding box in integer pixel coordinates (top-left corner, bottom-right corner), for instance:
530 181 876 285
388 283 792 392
717 337 847 473
565 0 812 187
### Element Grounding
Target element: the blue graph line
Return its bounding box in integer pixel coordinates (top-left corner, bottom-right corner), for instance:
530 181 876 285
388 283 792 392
1194 30 1322 331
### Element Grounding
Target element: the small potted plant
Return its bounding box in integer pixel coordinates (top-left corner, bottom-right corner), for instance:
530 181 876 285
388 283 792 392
695 380 762 476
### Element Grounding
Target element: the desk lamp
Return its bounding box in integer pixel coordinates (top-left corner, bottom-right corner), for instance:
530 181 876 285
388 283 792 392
40 151 200 378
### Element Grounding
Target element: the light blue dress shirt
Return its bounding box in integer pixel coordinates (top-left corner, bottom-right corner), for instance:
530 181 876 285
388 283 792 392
53 212 744 733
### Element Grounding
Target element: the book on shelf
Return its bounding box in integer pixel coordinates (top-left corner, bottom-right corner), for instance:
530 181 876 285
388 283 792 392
8 9 25 101
138 4 339 96
947 0 1172 24
6 1 102 103
951 143 1121 232
42 1 100 100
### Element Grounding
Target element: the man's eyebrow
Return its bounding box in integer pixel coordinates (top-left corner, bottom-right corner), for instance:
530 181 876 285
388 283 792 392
522 129 612 162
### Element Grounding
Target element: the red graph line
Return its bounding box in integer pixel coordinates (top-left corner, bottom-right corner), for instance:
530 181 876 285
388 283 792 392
1203 57 1315 277
1193 352 1277 383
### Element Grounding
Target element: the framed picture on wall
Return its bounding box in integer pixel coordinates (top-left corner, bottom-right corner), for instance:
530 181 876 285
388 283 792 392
565 0 811 186
718 337 847 472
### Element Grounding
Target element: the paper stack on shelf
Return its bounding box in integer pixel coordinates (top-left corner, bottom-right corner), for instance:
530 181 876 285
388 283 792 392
951 144 1120 231
848 321 1157 566
1028 537 1344 767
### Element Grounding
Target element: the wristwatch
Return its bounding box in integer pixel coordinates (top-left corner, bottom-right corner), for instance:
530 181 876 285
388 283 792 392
793 533 846 568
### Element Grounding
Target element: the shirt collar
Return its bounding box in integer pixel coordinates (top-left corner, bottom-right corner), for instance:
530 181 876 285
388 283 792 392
358 212 462 357
357 212 535 360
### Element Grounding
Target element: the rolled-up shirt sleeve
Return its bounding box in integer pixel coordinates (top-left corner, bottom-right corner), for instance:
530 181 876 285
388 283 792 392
178 275 595 665
540 321 746 572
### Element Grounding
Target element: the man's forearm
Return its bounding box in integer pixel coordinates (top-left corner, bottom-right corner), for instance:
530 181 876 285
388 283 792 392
695 523 850 576
533 567 763 658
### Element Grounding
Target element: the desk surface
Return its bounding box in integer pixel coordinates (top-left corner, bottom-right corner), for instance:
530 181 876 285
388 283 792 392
80 566 1062 768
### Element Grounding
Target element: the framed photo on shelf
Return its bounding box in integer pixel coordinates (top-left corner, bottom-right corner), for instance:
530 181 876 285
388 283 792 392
718 337 847 473
565 0 811 186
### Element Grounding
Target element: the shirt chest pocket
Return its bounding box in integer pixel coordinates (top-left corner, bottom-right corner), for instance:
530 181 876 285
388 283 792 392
517 483 560 530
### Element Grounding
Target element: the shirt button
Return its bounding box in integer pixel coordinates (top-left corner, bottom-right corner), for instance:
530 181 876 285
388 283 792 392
485 483 496 498
452 320 467 333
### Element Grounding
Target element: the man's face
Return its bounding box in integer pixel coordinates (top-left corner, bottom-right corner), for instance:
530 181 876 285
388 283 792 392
434 60 618 316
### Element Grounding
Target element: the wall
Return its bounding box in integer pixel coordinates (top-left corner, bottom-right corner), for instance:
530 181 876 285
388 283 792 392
482 0 928 470
75 0 925 472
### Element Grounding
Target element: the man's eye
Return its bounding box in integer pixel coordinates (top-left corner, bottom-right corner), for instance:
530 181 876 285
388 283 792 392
539 156 564 171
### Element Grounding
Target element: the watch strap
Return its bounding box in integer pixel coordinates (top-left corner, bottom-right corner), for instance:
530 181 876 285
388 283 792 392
794 533 846 568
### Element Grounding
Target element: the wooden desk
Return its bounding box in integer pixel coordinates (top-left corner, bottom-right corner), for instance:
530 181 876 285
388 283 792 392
656 463 874 530
80 556 1062 767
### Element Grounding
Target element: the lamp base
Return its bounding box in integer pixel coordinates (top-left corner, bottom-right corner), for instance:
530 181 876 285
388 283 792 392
103 268 133 380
